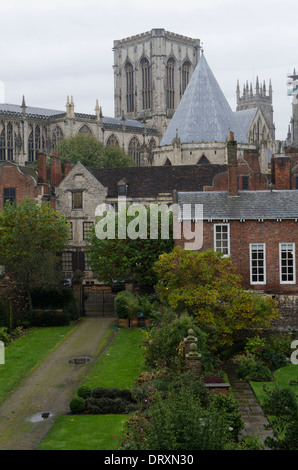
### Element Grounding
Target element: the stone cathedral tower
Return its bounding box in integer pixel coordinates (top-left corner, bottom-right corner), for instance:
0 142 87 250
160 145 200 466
113 29 200 137
236 77 275 144
287 69 298 146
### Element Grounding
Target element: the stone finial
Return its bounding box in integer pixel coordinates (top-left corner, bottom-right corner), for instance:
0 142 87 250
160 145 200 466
186 342 201 358
185 329 196 341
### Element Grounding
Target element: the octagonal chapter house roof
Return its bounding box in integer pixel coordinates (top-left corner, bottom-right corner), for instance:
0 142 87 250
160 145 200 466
160 53 248 146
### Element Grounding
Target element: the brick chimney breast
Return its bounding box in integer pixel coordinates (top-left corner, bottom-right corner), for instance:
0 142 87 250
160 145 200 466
274 156 291 190
227 132 238 196
37 153 47 184
50 155 62 187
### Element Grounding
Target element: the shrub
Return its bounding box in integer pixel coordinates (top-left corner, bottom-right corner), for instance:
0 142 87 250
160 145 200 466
261 384 298 420
143 310 210 370
69 396 86 413
77 385 92 399
114 291 139 319
30 309 71 326
0 327 10 345
31 287 79 323
261 347 288 371
138 295 156 318
91 387 131 400
210 394 244 441
85 396 136 414
121 382 234 450
234 352 273 382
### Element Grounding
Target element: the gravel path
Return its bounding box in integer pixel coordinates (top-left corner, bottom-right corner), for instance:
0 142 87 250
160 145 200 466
0 316 115 450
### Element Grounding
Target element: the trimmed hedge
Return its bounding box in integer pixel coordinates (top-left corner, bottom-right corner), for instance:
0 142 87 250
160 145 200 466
69 387 136 415
30 287 80 326
30 309 71 326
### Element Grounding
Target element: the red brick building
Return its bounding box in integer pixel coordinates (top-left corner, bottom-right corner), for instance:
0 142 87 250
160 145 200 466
176 138 298 328
0 153 66 210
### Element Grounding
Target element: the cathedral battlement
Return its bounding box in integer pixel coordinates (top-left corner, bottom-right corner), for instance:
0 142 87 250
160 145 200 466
236 77 272 110
113 29 199 48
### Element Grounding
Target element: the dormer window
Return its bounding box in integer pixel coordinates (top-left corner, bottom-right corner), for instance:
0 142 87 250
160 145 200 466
117 180 127 196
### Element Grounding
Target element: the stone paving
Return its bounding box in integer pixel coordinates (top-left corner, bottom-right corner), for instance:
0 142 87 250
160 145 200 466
224 362 274 445
0 316 114 450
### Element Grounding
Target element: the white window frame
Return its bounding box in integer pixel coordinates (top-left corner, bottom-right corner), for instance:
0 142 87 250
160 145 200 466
250 243 266 285
279 242 296 285
214 223 230 257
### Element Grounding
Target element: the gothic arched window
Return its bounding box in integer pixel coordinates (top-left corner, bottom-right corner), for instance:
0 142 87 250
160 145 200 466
166 58 176 110
182 60 191 94
28 124 42 162
125 61 134 113
128 137 141 166
148 138 156 152
78 124 92 137
7 122 13 161
0 126 5 161
141 57 151 110
106 134 119 147
52 125 64 149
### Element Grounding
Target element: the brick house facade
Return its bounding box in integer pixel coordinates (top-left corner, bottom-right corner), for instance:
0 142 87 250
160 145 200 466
0 153 61 211
176 137 298 328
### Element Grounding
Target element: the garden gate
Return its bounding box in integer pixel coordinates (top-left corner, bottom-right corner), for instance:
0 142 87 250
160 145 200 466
83 285 116 317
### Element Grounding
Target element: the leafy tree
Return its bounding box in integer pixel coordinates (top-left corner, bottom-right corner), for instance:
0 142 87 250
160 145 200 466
56 134 134 168
154 246 279 346
0 198 70 310
86 205 174 293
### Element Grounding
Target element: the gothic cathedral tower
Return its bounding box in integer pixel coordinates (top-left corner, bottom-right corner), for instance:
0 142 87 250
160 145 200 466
287 69 298 146
236 77 275 144
113 29 200 136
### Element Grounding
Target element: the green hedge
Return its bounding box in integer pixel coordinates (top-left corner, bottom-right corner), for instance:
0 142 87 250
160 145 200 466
30 287 80 326
30 309 71 326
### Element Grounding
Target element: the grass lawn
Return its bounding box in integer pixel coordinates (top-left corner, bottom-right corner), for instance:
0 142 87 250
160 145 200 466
38 327 146 450
37 414 128 450
251 362 298 404
78 327 146 390
0 324 76 404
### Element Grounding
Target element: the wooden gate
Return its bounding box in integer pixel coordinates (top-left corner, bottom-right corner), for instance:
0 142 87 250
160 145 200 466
83 285 116 317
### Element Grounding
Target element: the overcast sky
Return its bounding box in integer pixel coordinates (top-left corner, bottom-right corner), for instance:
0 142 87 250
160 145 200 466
1 0 297 140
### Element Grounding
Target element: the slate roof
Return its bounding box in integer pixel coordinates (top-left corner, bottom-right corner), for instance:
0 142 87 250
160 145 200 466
87 164 227 198
160 53 248 146
0 104 159 134
178 190 298 220
0 103 65 118
234 108 258 136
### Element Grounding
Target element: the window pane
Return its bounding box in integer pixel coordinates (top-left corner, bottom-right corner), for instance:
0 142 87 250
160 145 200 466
280 243 295 283
250 244 265 284
214 224 229 256
72 192 82 209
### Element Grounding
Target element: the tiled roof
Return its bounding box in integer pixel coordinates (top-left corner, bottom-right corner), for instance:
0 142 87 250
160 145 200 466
178 190 298 220
160 53 248 146
87 164 227 198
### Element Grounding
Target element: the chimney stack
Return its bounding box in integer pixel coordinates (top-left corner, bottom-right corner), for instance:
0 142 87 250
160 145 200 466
273 156 291 190
64 156 72 177
37 152 47 184
227 131 238 196
50 153 62 187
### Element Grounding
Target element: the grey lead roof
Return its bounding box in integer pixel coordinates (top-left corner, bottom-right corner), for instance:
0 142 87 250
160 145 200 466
234 108 258 136
0 104 158 132
0 103 65 117
160 53 249 146
178 190 298 220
